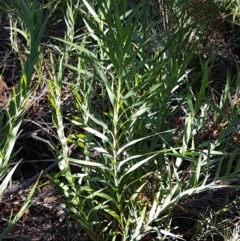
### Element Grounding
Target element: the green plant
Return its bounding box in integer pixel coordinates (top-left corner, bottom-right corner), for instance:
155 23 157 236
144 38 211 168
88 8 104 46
0 0 47 237
0 0 47 182
1 0 240 239
46 0 240 240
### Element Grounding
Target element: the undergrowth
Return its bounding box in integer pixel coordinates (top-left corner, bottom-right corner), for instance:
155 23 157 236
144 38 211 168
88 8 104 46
0 0 240 240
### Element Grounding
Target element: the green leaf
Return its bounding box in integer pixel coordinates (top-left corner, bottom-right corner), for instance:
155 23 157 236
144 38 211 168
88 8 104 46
0 161 20 199
67 157 111 171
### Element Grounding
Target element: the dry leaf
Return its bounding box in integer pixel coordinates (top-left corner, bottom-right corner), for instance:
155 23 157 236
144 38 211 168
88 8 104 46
0 77 12 106
44 196 58 203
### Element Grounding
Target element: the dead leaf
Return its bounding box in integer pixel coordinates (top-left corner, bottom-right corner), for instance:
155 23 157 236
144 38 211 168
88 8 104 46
44 196 58 203
0 77 13 107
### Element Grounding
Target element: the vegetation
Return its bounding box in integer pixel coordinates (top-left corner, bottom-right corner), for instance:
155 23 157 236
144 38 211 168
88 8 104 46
0 0 240 240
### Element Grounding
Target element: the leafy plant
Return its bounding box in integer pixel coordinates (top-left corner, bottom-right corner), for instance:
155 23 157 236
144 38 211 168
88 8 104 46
1 0 240 240
0 1 47 236
46 0 240 240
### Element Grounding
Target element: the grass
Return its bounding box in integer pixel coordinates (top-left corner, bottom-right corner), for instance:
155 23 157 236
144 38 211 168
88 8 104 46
0 0 240 240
